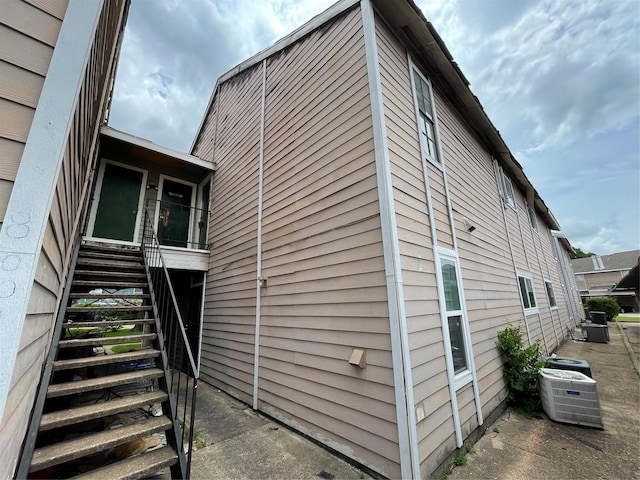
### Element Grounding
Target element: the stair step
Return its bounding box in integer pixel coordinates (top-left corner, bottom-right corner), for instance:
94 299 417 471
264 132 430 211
63 319 155 329
77 259 145 270
29 415 172 472
72 446 178 480
69 293 150 300
53 349 161 371
81 243 141 254
78 248 142 260
47 368 164 398
67 307 152 316
74 270 147 279
40 391 168 431
72 280 148 289
59 333 156 348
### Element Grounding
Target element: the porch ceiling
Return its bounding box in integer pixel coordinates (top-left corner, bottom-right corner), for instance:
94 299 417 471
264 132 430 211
101 125 215 175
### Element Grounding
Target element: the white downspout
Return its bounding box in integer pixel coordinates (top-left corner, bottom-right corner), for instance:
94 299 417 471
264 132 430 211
252 59 267 410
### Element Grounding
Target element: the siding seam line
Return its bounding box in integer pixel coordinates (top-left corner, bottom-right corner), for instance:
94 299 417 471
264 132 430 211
361 2 419 478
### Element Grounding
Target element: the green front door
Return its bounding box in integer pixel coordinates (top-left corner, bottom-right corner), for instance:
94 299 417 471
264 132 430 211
158 179 193 248
93 163 143 241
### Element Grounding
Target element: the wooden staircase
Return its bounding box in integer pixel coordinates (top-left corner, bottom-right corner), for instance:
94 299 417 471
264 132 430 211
18 242 184 479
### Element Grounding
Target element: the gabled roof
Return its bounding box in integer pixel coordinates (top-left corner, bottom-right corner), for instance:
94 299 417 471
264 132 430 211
570 249 640 274
191 0 561 229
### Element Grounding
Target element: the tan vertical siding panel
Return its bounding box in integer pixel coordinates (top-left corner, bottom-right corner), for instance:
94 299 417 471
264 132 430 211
23 0 69 20
375 17 460 477
0 60 45 108
456 383 478 438
3 0 63 47
0 138 23 181
0 98 34 143
247 9 398 478
0 180 12 222
0 25 54 76
196 60 263 404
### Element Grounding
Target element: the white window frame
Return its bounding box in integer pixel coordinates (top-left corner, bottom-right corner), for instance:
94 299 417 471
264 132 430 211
409 64 442 168
495 162 515 208
544 279 557 310
517 271 539 315
435 247 473 390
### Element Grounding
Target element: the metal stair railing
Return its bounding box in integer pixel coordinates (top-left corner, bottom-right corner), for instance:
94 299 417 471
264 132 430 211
141 208 199 479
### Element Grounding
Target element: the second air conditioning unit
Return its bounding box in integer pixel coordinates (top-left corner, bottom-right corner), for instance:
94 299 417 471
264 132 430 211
539 368 603 429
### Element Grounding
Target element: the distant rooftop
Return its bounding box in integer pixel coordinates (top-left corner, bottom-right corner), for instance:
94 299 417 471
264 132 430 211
571 249 640 274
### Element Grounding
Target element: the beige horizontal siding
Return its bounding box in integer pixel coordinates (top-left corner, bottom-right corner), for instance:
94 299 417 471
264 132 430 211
196 60 263 405
256 8 397 478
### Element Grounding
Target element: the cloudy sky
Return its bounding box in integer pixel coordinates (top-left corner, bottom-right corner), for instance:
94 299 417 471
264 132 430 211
108 0 640 255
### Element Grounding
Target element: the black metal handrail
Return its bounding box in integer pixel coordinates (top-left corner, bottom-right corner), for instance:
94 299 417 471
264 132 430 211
141 208 199 479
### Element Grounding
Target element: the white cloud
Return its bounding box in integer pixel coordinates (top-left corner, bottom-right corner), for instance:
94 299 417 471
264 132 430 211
109 0 640 254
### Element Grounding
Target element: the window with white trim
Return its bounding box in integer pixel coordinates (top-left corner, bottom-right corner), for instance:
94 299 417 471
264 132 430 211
495 164 515 207
545 280 557 308
518 273 538 313
440 257 468 375
411 68 440 164
528 207 538 230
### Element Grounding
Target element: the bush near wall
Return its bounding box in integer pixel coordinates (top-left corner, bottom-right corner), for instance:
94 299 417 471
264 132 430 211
585 297 619 321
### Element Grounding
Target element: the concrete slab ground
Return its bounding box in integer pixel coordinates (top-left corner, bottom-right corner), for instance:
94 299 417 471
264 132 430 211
446 321 640 480
185 321 638 480
189 381 371 480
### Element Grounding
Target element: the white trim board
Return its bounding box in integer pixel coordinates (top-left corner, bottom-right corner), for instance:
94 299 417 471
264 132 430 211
0 0 105 423
361 1 419 477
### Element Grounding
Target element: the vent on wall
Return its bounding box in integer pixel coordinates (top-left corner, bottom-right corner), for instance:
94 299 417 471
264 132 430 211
539 368 603 429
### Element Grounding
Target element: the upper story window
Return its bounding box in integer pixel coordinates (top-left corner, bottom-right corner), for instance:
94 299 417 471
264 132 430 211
495 163 515 208
411 68 440 164
528 207 538 230
545 280 557 308
518 272 538 314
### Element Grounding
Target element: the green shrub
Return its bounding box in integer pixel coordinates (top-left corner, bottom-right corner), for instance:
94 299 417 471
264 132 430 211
585 297 619 321
496 325 545 415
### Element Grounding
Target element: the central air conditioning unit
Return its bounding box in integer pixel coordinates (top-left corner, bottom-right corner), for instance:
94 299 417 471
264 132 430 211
539 368 603 429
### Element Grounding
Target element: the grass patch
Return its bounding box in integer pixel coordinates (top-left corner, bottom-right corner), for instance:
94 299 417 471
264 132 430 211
615 316 640 322
111 343 142 353
103 327 137 337
454 453 467 466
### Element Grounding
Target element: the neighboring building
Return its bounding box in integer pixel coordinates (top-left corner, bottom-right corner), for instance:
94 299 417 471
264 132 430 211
614 258 639 312
572 249 640 312
190 0 581 477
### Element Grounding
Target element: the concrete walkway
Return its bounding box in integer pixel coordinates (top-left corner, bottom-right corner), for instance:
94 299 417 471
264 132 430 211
189 382 370 480
446 321 640 480
185 321 639 479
